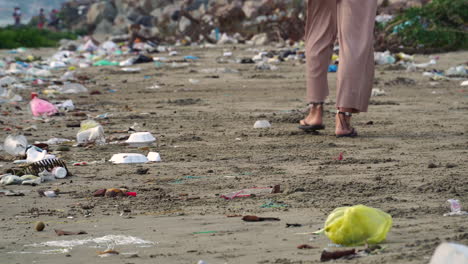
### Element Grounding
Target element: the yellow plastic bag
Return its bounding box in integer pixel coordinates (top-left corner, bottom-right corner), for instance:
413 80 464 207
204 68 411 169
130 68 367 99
324 205 392 246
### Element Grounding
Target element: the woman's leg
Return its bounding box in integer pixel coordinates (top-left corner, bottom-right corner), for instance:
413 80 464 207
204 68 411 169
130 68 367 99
335 0 377 135
301 0 337 127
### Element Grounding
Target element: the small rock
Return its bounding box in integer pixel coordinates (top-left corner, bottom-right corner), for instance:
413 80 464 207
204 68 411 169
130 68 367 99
428 163 437 169
35 221 45 232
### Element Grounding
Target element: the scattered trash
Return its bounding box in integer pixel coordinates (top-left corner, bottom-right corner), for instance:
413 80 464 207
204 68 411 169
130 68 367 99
221 185 280 200
147 152 162 162
253 120 272 129
43 190 58 197
57 83 88 94
297 244 315 249
121 67 141 72
286 223 302 228
328 65 338 72
109 153 148 164
4 134 28 156
320 249 356 262
429 243 468 264
97 249 120 257
242 215 280 222
371 88 386 97
322 205 392 246
125 132 156 147
77 120 106 145
334 152 344 161
29 93 58 117
29 235 154 249
444 199 468 216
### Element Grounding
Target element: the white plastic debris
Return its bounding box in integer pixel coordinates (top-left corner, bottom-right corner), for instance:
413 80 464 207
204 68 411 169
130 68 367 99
253 120 272 129
121 67 141 72
29 235 154 248
147 152 162 162
40 138 71 145
56 100 75 111
0 76 17 86
125 132 156 147
4 135 28 156
256 62 278 71
76 120 106 145
444 199 468 216
44 190 57 197
446 65 467 77
109 153 149 164
58 83 88 94
461 80 468 86
0 175 22 185
60 71 75 81
429 243 468 264
375 14 394 24
52 167 67 179
188 79 200 84
374 51 396 65
371 88 386 97
26 147 52 163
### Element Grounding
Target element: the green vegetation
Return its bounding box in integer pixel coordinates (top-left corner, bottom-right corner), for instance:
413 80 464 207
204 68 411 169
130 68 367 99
0 26 77 49
385 0 468 52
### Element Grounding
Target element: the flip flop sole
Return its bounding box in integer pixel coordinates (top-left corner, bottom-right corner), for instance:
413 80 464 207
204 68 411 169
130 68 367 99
298 125 325 131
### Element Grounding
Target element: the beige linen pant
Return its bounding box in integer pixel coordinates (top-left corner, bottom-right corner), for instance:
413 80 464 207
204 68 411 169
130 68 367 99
305 0 377 112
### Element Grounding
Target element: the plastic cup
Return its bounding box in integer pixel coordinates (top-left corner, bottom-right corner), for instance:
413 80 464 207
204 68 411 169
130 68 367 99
52 167 67 179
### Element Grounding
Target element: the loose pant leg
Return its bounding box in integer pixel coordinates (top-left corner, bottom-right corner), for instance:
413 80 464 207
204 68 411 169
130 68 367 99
305 0 337 104
336 0 377 112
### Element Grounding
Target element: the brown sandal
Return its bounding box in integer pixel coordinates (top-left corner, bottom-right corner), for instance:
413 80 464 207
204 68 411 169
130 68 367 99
335 111 358 138
298 102 325 132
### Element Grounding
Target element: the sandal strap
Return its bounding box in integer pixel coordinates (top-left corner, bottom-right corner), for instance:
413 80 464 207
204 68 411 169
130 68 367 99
336 110 352 117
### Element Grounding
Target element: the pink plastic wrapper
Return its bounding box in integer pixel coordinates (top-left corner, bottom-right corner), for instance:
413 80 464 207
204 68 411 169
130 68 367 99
29 93 58 117
221 187 274 200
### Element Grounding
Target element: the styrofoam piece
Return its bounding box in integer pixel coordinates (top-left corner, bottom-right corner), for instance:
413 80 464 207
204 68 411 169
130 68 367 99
253 120 271 129
430 243 468 264
109 153 148 164
461 80 468 86
125 132 156 147
147 152 161 162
